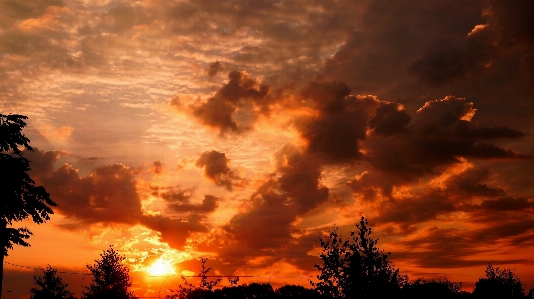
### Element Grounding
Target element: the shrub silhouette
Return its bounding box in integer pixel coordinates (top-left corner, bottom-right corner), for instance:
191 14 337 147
276 285 322 299
403 278 463 299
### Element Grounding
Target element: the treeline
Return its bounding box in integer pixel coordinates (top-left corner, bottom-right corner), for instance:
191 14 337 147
29 217 534 299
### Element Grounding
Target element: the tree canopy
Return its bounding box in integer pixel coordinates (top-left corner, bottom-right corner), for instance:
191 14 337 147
312 216 406 299
82 245 137 299
30 265 76 299
473 264 525 299
0 113 57 298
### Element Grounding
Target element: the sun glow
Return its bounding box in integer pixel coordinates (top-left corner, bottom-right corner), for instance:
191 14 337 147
148 258 176 276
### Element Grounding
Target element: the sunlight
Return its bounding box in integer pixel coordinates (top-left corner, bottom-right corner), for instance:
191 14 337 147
148 257 176 276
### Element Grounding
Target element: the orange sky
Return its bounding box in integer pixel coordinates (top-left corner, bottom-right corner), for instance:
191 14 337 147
1 0 534 298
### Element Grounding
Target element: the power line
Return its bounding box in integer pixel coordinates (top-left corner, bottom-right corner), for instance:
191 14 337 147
3 261 91 275
6 261 533 287
4 261 313 279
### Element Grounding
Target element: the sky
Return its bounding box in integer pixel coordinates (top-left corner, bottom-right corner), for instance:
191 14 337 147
1 0 534 297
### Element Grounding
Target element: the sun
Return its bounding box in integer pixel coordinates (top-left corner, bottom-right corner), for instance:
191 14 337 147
148 257 176 276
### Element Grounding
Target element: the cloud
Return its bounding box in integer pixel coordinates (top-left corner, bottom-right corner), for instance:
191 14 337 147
189 71 272 134
392 226 525 269
369 103 411 137
223 144 329 254
195 150 243 191
25 149 210 249
151 185 219 214
206 61 223 77
150 161 163 174
360 96 528 185
140 214 208 249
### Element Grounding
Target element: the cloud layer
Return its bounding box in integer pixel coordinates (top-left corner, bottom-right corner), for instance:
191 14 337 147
2 0 533 290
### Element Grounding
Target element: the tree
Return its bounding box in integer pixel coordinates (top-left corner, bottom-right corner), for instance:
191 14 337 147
30 265 76 299
82 245 137 299
402 278 462 299
473 264 525 299
167 258 222 299
311 216 406 299
0 114 57 298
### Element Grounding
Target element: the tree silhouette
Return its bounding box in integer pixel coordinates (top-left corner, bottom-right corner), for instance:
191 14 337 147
403 278 462 299
312 216 406 299
0 114 57 298
473 264 525 299
82 245 137 299
30 265 76 299
276 285 322 299
167 258 222 299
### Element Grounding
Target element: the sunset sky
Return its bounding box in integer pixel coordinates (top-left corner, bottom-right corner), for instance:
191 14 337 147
1 0 534 297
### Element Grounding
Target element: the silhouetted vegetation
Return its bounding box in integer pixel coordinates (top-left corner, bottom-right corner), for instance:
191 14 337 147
82 245 137 299
30 265 76 299
311 216 406 299
473 264 526 299
23 216 533 299
0 114 57 298
402 278 464 299
167 257 223 299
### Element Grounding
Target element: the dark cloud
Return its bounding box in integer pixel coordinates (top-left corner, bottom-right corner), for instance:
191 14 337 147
153 186 194 203
322 0 483 97
363 96 528 182
0 0 65 20
26 149 209 249
43 163 144 224
470 217 534 245
409 40 471 86
150 161 163 174
158 186 219 214
369 103 411 137
393 226 526 269
140 214 209 249
206 61 223 77
223 144 329 253
195 150 243 191
478 197 533 211
297 82 380 162
370 163 523 226
443 166 504 197
190 71 272 134
24 148 66 184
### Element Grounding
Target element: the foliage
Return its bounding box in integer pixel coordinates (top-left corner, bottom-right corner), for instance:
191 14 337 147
82 245 137 299
403 278 463 299
0 113 57 297
30 265 76 299
167 258 222 299
0 113 57 255
473 264 525 299
311 216 406 299
276 285 322 299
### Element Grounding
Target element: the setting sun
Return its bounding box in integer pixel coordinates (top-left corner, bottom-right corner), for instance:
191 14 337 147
148 258 176 276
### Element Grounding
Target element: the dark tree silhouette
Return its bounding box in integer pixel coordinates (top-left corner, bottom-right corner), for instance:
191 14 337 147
403 278 463 299
473 264 525 299
167 258 222 299
30 265 76 299
82 245 137 299
276 284 322 299
0 114 57 298
312 216 406 299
